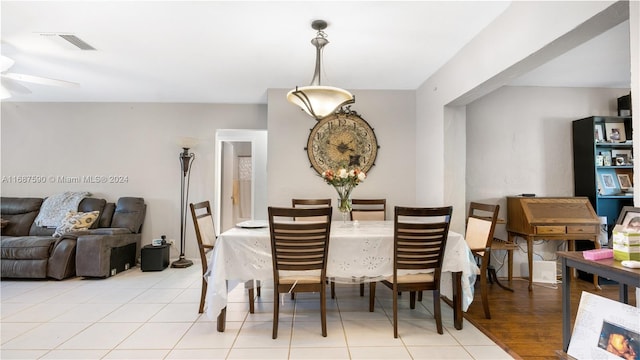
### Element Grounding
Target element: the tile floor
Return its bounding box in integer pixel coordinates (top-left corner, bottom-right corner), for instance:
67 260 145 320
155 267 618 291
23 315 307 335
1 263 513 359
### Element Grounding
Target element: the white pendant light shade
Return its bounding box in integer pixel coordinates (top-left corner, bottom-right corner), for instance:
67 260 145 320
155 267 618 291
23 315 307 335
287 85 354 120
288 20 354 121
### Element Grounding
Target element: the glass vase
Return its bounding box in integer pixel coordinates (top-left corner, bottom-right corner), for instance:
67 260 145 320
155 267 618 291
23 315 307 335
338 195 352 223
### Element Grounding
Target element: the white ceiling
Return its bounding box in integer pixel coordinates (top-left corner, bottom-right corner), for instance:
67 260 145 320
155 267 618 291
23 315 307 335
0 1 631 103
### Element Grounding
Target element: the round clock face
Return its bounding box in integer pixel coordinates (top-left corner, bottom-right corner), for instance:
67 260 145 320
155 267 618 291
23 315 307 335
307 110 378 175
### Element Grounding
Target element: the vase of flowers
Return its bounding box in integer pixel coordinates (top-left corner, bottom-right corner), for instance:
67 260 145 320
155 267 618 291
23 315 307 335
321 167 366 223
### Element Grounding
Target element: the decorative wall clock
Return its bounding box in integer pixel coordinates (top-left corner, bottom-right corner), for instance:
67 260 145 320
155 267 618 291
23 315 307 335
306 108 379 175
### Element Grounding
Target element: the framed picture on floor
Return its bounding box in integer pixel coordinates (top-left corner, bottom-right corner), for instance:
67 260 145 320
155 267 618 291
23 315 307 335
568 292 640 360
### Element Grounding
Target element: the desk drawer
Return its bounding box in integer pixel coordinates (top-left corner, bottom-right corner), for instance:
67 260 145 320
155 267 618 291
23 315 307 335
535 226 566 234
566 225 597 234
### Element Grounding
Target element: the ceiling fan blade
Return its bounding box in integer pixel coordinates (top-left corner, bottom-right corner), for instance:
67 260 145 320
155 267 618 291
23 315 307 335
1 77 32 95
2 72 79 88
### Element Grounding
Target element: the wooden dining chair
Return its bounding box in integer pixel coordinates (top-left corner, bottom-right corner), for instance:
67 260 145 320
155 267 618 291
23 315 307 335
350 198 387 296
190 201 259 317
369 206 453 337
268 206 332 339
490 235 518 289
465 202 501 319
350 198 386 221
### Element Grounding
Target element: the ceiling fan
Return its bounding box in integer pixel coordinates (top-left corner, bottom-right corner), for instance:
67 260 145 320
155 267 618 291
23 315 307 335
1 55 79 99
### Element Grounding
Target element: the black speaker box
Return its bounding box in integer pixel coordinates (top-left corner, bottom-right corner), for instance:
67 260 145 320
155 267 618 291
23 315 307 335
618 93 631 116
141 244 170 271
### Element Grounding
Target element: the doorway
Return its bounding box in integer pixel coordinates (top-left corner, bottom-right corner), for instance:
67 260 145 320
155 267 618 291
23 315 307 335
215 130 268 235
221 142 251 231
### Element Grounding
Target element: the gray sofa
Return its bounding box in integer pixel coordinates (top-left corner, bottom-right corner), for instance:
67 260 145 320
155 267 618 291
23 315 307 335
1 196 146 279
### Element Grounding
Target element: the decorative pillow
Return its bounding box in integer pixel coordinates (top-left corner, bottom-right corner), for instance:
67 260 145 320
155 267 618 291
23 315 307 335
53 211 100 238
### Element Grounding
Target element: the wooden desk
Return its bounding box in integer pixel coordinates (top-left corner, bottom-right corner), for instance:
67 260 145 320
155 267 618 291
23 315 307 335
507 197 601 290
558 251 640 352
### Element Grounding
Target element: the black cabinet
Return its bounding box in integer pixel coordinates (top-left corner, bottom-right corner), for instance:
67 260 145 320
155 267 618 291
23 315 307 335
141 244 170 271
572 115 633 241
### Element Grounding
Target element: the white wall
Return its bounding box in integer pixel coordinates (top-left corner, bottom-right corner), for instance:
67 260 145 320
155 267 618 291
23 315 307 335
0 102 266 260
266 88 417 220
466 86 630 276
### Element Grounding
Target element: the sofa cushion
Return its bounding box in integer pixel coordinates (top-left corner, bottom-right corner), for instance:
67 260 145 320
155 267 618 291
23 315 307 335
0 197 44 236
99 203 115 228
1 237 55 259
86 228 132 235
1 259 48 278
111 198 146 233
53 211 100 238
78 198 106 229
29 226 56 237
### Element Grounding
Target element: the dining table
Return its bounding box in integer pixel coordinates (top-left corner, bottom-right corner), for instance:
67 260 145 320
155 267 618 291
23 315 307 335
205 220 479 332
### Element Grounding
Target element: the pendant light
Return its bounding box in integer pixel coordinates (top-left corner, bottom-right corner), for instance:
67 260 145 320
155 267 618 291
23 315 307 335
287 20 355 120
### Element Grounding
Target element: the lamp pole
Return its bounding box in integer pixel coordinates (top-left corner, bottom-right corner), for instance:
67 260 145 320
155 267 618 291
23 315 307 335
171 147 194 268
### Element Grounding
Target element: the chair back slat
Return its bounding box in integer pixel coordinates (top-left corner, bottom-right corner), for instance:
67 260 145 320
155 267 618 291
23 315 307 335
292 199 332 207
269 206 332 276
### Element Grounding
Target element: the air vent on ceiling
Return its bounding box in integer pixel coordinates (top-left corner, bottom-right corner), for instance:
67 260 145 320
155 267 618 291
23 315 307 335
39 33 96 50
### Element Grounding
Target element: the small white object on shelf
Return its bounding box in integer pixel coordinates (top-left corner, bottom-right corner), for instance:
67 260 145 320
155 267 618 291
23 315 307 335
620 260 640 268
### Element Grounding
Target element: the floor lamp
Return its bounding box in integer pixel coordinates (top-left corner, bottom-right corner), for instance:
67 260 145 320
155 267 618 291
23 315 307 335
172 147 194 268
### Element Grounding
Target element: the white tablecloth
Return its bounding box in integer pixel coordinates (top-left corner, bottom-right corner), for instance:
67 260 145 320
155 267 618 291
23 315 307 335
205 221 478 320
